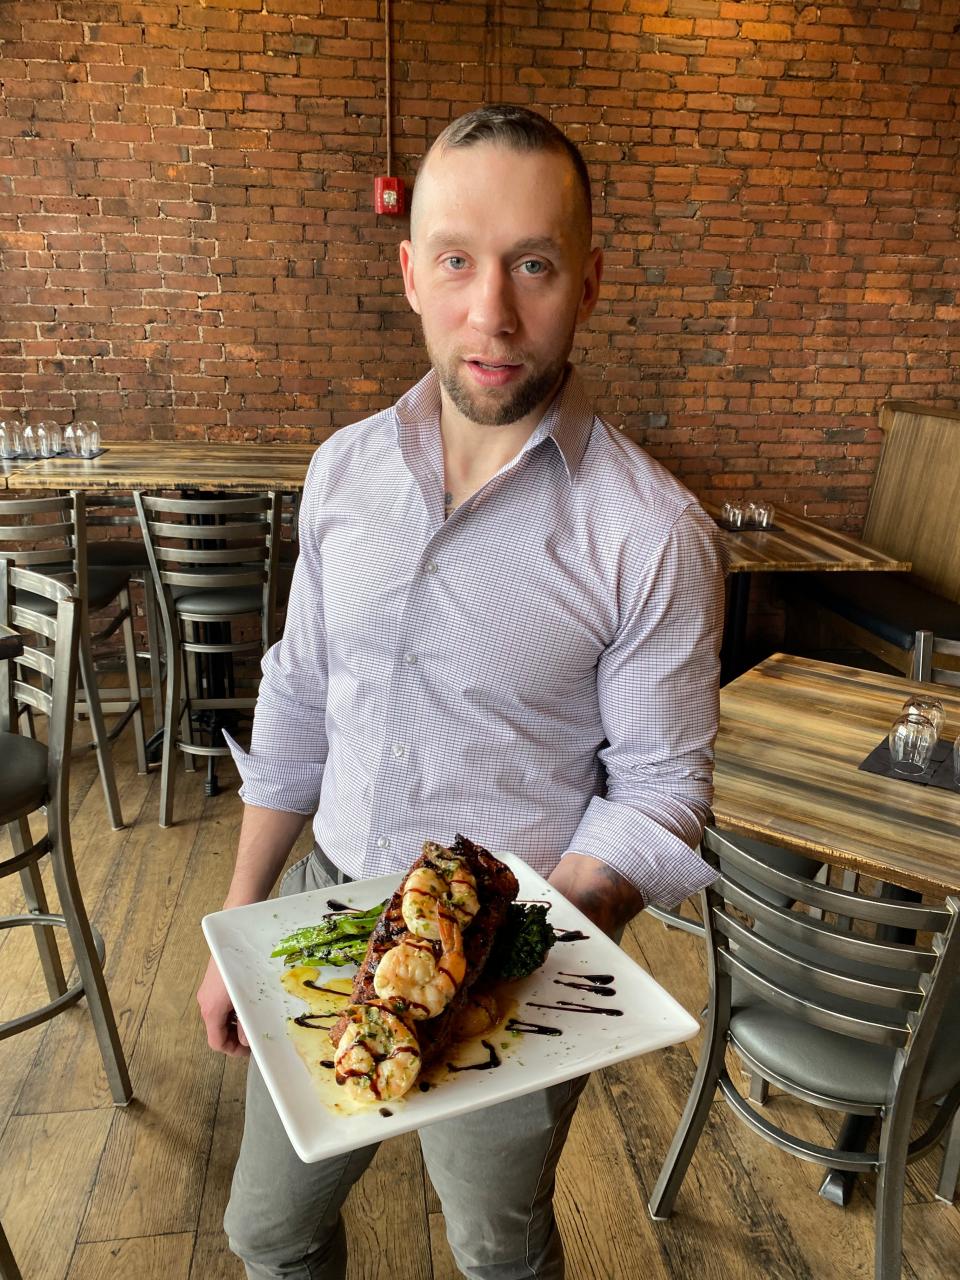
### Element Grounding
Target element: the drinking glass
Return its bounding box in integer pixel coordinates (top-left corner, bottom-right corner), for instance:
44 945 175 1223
888 713 938 776
38 422 61 457
722 502 743 529
20 423 38 458
901 695 945 737
0 422 21 459
79 424 100 458
64 423 81 456
754 501 775 529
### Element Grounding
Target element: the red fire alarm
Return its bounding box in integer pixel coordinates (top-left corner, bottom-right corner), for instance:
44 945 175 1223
374 175 405 216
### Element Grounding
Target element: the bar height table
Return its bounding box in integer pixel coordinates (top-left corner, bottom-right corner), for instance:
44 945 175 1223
707 505 911 682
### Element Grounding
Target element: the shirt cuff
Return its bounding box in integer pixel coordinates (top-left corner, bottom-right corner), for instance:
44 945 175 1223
564 795 717 910
222 730 325 817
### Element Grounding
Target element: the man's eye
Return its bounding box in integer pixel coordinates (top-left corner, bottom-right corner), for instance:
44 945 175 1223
444 256 468 270
518 259 547 276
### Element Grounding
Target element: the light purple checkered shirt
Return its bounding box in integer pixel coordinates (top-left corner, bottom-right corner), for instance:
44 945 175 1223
227 368 725 908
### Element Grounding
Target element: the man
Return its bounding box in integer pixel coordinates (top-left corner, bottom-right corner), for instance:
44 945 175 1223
198 105 724 1279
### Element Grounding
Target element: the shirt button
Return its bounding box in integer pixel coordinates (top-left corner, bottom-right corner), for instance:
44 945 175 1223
426 560 439 574
376 835 390 850
404 652 417 666
392 743 406 759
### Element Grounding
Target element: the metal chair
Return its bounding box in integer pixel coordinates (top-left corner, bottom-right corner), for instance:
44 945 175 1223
134 491 280 826
0 493 147 828
85 491 165 737
648 825 960 1280
912 630 960 686
0 563 132 1105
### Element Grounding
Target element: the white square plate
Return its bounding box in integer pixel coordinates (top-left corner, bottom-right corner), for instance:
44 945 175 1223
202 852 699 1162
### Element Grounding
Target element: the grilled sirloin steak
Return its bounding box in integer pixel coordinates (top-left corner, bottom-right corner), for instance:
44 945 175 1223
330 834 519 1066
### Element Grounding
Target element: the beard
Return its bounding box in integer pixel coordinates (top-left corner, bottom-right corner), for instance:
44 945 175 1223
426 332 574 427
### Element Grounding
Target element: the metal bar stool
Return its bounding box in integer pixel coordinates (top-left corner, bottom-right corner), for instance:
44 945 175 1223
134 491 280 827
0 493 147 829
0 563 132 1105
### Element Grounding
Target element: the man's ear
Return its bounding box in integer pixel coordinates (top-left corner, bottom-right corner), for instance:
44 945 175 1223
577 247 603 325
399 240 421 316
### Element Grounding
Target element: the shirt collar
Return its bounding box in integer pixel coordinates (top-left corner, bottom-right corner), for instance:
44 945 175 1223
394 365 594 481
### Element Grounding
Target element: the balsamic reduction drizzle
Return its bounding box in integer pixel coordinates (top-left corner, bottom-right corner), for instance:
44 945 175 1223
303 979 350 997
294 1012 338 1029
554 972 616 997
505 1018 563 1037
527 1000 623 1017
448 1040 501 1073
319 1059 335 1069
552 929 588 943
379 1107 393 1117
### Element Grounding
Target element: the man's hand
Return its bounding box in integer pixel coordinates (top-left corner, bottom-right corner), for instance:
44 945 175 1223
547 852 645 939
197 955 250 1057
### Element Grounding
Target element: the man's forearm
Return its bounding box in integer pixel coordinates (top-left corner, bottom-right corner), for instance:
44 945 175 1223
222 803 310 909
547 852 645 938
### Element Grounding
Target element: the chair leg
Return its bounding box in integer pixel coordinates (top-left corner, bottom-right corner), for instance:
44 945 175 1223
120 587 147 775
648 997 730 1219
875 1097 913 1280
936 1107 960 1204
141 572 165 739
47 821 132 1106
0 1219 23 1280
9 818 66 1001
180 624 197 774
159 627 182 827
77 631 124 830
749 1073 770 1105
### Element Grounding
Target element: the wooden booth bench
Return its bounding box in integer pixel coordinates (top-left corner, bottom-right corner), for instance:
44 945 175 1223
786 400 960 675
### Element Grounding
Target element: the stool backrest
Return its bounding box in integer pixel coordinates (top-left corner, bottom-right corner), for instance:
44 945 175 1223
0 563 79 788
0 492 87 590
702 827 960 1058
912 630 960 688
134 490 280 638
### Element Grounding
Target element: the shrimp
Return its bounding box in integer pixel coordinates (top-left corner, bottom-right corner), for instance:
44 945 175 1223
401 866 451 939
333 1002 422 1104
373 912 466 1019
403 844 480 938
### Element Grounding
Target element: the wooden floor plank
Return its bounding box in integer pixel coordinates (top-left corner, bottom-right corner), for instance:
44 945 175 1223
0 1109 114 1280
344 1131 431 1280
66 1234 195 1280
78 787 239 1240
16 771 202 1115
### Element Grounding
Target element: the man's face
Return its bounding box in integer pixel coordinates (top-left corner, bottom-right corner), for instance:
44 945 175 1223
400 142 602 429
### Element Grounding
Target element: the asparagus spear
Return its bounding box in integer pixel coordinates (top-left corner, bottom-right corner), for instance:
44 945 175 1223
271 900 386 968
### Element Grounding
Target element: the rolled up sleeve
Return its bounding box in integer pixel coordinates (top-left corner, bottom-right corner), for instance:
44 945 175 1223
564 504 725 909
225 455 330 816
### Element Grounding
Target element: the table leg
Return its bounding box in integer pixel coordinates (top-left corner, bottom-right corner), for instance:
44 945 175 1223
720 572 751 684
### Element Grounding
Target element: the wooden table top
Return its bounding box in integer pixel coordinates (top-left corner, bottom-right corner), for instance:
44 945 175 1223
7 441 319 493
0 628 24 661
705 504 911 574
713 653 960 897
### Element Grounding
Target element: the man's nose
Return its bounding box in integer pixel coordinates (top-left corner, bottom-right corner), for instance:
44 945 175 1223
468 264 517 336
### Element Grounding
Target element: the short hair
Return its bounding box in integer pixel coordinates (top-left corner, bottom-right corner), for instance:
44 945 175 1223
428 104 592 231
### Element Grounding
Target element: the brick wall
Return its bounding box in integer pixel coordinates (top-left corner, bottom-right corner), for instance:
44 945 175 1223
1 1 959 529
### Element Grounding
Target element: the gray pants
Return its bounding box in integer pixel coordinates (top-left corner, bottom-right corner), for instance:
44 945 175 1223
224 851 587 1279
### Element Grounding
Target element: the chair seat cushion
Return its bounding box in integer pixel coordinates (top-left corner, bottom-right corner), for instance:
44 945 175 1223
16 565 132 615
173 585 263 617
729 981 960 1106
792 572 960 651
87 538 147 569
0 732 48 822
